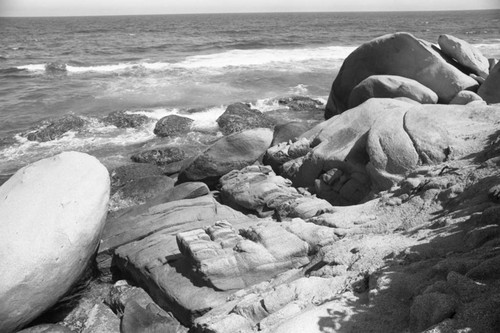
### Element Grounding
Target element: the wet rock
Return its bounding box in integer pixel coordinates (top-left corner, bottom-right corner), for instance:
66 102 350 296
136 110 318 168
154 115 194 137
216 102 275 135
348 75 438 109
25 114 86 142
109 175 175 210
0 152 110 333
438 34 490 78
449 90 483 105
466 255 500 280
109 163 164 193
325 32 478 118
277 96 324 111
103 110 149 128
478 61 500 104
178 128 273 186
131 146 186 166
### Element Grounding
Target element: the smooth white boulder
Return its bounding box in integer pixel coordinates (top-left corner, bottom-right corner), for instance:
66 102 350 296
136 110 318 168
0 152 110 333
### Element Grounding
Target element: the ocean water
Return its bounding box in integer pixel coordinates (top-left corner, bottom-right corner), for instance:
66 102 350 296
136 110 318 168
0 10 499 174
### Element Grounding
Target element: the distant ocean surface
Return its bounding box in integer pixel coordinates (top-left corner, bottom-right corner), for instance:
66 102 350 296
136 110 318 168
1 10 499 174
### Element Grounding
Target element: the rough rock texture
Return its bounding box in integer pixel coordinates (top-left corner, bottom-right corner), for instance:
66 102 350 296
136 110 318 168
449 90 483 105
0 152 110 333
109 175 176 211
348 75 438 109
277 96 324 111
177 221 310 291
131 146 186 166
121 301 186 333
102 110 149 128
275 99 499 205
18 324 73 333
154 115 194 137
25 114 87 142
216 102 275 135
109 163 164 194
81 303 120 333
110 197 258 325
219 165 333 219
325 32 479 117
178 128 273 186
438 34 490 78
478 61 500 104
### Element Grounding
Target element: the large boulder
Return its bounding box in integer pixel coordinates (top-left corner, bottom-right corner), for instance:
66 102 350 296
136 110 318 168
216 103 275 135
25 114 87 142
154 115 194 137
478 61 500 104
438 34 490 79
325 32 479 118
0 152 110 333
178 128 273 186
274 99 500 205
348 75 438 109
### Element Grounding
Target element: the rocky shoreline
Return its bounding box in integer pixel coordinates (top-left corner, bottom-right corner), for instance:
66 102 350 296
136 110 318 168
1 31 500 333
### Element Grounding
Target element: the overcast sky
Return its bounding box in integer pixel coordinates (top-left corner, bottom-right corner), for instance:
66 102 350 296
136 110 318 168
1 0 499 17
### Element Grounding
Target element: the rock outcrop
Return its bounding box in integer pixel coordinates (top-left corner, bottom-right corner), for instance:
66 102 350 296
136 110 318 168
25 114 87 142
178 128 273 186
216 102 275 135
348 75 438 109
438 34 490 79
131 146 186 166
325 32 479 117
0 152 110 333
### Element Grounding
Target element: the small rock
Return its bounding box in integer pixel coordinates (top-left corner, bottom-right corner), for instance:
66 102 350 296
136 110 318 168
154 115 194 137
25 114 86 142
277 96 324 111
103 110 149 128
487 184 500 203
131 146 186 166
109 163 164 193
216 102 275 135
449 90 483 105
81 303 120 333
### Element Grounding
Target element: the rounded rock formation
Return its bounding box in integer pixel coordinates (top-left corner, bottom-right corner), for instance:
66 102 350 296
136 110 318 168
0 152 110 333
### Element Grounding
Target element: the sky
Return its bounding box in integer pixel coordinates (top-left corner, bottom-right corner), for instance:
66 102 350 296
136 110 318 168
1 0 499 17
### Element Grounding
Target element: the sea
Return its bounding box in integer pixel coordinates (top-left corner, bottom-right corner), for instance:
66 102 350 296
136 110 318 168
1 10 499 175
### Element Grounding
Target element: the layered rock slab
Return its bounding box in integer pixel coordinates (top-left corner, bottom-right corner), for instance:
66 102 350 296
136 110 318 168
0 152 110 333
325 32 479 117
219 164 333 219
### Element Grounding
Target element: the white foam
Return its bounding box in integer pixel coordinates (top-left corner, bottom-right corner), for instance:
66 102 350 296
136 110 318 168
17 64 46 71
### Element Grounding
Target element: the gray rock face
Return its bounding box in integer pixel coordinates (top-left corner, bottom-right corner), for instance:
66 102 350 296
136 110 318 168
438 34 490 78
154 115 194 137
348 75 438 109
131 146 186 166
0 152 110 333
219 165 333 219
25 114 86 142
478 61 500 104
277 96 324 111
325 32 479 118
271 99 500 205
449 90 483 105
178 128 273 186
270 121 313 146
103 110 149 128
216 103 275 135
176 221 310 291
109 163 164 194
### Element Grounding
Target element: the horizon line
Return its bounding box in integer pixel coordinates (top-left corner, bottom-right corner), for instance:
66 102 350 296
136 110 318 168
1 8 499 18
